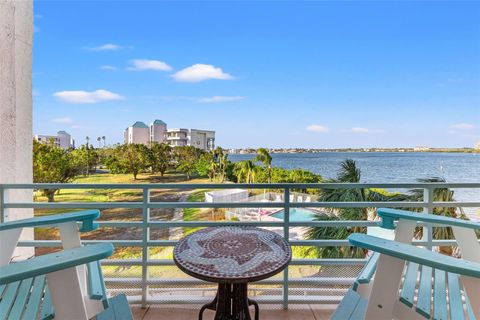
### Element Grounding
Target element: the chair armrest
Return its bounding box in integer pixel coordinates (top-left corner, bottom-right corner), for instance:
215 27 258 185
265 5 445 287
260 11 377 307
348 233 480 278
356 252 380 284
0 210 100 233
377 208 480 230
0 243 113 285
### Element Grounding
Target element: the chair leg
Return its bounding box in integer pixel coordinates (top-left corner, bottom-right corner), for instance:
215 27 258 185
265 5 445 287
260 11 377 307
47 267 89 320
0 228 22 265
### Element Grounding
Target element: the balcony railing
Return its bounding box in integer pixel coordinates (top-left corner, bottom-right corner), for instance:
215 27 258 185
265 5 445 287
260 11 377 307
1 182 479 308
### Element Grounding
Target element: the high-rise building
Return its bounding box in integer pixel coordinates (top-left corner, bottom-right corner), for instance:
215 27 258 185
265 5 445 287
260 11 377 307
124 121 150 145
150 120 167 144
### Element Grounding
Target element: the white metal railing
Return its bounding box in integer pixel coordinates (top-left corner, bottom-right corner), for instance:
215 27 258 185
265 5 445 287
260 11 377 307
1 182 479 308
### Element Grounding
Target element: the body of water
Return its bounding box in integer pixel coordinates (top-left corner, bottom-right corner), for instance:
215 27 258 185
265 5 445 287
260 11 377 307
229 152 480 217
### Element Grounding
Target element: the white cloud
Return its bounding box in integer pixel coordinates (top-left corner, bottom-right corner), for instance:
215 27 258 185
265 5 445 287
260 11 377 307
100 65 117 71
306 124 329 133
53 89 125 104
197 96 245 103
127 59 172 71
52 117 73 124
86 44 122 51
172 64 233 82
450 123 475 130
351 127 371 133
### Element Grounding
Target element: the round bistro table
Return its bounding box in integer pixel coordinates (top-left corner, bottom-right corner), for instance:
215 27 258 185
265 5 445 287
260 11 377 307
173 226 291 320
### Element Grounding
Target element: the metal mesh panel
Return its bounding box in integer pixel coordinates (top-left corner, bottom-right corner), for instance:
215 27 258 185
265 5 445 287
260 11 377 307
147 266 217 302
287 264 362 301
102 262 364 304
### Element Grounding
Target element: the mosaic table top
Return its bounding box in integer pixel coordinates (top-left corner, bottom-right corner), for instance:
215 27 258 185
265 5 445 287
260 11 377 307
173 226 291 283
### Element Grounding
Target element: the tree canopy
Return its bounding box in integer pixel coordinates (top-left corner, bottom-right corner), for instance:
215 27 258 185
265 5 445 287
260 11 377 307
149 143 173 176
105 144 150 179
33 140 78 201
174 146 205 179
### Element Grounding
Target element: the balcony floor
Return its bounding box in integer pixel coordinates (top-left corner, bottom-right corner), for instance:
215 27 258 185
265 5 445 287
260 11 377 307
132 304 335 320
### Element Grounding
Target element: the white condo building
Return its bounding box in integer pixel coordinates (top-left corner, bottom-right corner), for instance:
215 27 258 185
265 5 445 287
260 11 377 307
34 130 75 149
124 119 215 150
150 120 167 143
189 129 215 151
124 121 150 144
165 128 189 147
165 128 215 150
124 120 168 145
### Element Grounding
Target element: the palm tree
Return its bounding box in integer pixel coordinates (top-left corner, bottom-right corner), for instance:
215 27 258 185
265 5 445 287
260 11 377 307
102 136 106 148
409 177 469 255
212 147 228 182
218 152 229 182
255 148 272 183
307 159 408 258
234 160 258 183
85 136 90 176
97 137 101 148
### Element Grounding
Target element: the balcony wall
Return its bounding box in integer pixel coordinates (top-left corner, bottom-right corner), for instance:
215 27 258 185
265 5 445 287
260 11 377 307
0 0 34 258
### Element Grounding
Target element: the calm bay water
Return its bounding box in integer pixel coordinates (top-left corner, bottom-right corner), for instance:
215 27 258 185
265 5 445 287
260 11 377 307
229 152 480 217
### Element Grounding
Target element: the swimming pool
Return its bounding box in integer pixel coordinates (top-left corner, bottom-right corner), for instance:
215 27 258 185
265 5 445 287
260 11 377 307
270 208 317 221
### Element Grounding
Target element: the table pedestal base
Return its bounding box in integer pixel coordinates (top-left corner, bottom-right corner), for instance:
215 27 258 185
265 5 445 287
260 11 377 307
199 283 259 320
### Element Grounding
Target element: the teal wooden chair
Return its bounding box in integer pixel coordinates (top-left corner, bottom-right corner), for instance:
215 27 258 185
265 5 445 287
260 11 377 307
0 210 133 320
332 208 480 320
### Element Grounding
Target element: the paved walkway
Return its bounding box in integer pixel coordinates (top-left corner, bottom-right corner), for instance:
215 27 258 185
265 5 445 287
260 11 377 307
168 192 189 240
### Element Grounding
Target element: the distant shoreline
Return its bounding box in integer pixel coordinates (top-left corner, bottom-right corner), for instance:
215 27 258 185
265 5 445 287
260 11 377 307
228 148 480 155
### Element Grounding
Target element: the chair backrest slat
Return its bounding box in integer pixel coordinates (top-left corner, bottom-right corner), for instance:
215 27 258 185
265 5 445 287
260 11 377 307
447 273 466 320
433 269 448 320
465 294 476 320
40 287 54 320
0 281 21 319
21 275 47 320
9 278 34 319
399 262 418 308
415 266 433 318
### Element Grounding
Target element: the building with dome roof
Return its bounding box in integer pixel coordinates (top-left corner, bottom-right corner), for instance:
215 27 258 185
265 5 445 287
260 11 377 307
123 119 215 150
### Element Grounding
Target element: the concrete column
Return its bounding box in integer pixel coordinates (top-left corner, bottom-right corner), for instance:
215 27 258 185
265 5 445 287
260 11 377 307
0 0 34 258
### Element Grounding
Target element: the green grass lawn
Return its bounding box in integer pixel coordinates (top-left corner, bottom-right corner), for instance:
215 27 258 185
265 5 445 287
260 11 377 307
183 190 207 235
33 173 326 280
34 173 211 256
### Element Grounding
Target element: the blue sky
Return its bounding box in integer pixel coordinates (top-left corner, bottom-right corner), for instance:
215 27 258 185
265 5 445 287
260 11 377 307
33 1 480 148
